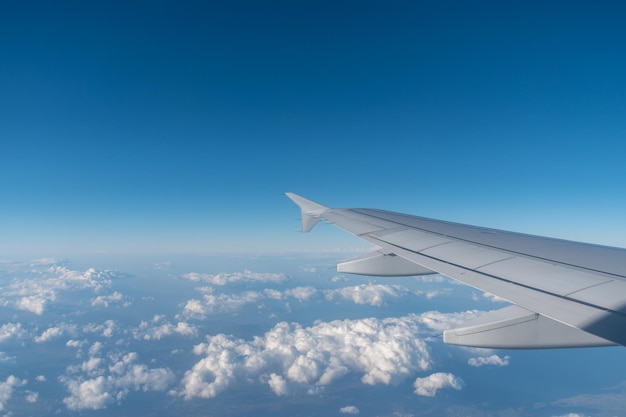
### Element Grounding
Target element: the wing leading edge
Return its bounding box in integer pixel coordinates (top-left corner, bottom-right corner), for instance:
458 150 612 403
286 193 626 349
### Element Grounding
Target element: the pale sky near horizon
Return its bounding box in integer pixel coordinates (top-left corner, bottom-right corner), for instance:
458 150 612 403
2 1 626 256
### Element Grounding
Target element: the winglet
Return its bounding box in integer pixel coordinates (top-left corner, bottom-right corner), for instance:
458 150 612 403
285 193 329 232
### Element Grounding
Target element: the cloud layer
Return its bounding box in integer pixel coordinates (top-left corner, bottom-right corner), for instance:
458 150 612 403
177 311 479 399
0 262 125 315
468 354 510 367
0 260 502 414
413 372 464 397
60 350 175 410
182 270 287 285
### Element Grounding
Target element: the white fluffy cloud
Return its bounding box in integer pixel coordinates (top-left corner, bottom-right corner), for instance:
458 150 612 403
177 268 481 325
91 291 128 308
180 288 264 319
0 323 26 343
15 295 51 315
284 286 319 302
182 270 287 285
179 282 433 319
413 372 464 397
263 286 319 302
0 375 27 412
67 340 87 349
61 351 176 410
82 320 116 338
267 373 289 396
34 326 67 343
132 315 197 340
468 354 510 367
25 390 39 403
340 405 360 414
0 262 124 315
177 311 480 400
324 284 409 306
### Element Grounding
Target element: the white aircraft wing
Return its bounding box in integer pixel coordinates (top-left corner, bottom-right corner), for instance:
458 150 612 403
286 193 626 349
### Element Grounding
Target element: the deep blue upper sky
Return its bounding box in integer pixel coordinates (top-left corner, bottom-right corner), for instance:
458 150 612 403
2 1 626 255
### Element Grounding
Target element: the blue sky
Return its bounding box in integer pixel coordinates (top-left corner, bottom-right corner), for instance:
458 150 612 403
2 1 626 256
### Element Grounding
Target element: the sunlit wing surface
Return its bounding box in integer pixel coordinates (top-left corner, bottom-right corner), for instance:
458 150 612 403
286 193 626 349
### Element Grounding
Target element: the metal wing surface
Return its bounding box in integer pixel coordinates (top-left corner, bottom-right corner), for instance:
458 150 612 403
286 193 626 349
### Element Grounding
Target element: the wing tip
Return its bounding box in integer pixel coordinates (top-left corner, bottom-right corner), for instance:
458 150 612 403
285 193 328 233
285 193 328 213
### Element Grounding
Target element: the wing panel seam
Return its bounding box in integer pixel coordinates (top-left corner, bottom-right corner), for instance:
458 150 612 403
372 236 626 320
473 256 517 271
354 209 626 280
565 280 616 297
418 241 455 252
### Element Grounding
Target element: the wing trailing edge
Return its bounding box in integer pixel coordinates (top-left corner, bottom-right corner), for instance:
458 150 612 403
444 305 617 349
338 251 436 277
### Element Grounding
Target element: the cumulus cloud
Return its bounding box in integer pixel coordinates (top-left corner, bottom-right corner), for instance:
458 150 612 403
322 279 450 303
0 262 124 315
284 286 319 302
25 390 39 403
340 405 360 414
82 320 116 338
262 286 320 302
34 326 65 343
180 281 451 320
0 375 27 412
267 373 289 396
177 311 480 400
15 295 51 315
324 284 409 306
180 288 264 319
88 342 103 356
91 291 128 308
60 351 175 411
468 354 510 367
0 323 26 343
132 315 197 340
182 270 287 286
67 340 87 349
413 372 464 397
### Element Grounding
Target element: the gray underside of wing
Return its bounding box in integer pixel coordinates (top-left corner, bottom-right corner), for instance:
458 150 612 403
443 305 615 349
286 193 626 348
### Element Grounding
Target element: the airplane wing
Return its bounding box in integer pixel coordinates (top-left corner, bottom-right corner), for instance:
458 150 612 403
286 193 626 349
